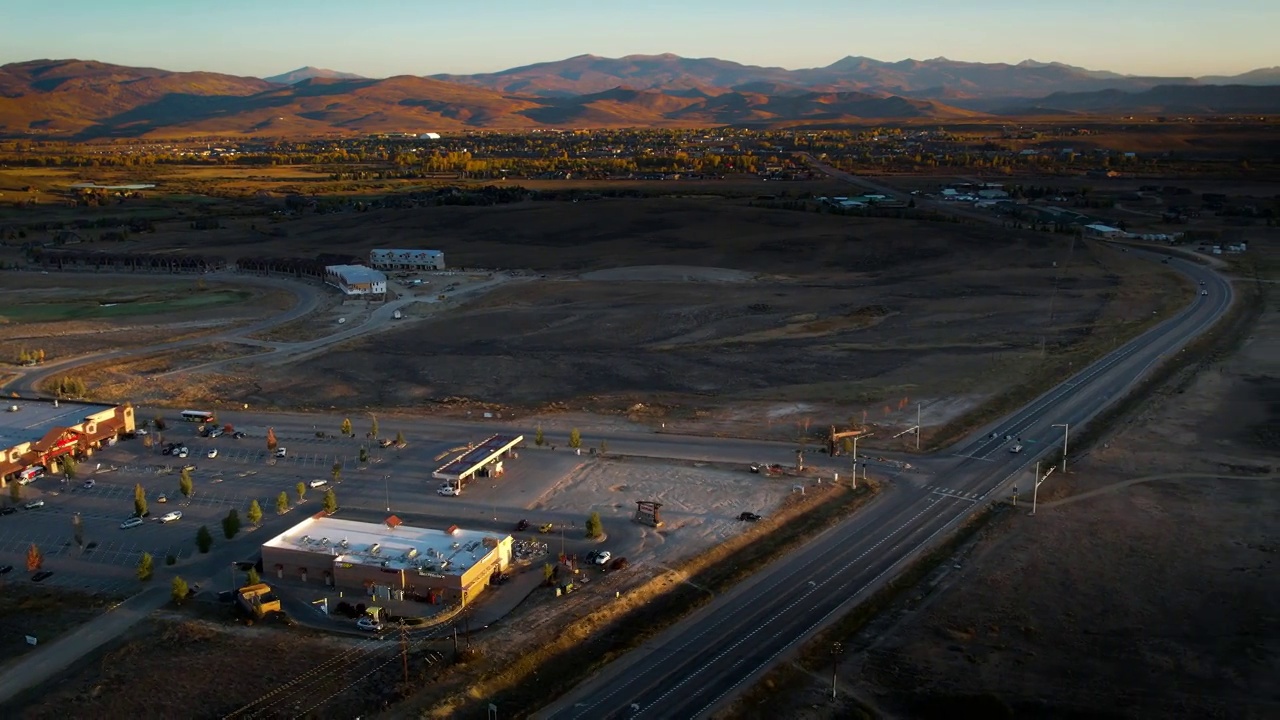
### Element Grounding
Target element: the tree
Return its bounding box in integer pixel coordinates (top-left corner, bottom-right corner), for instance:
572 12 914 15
246 567 261 586
569 428 582 449
26 543 42 572
137 552 154 581
179 467 193 499
247 499 263 526
542 562 554 586
276 491 289 515
395 430 405 446
72 512 84 548
340 418 352 436
61 455 78 480
154 415 167 431
296 481 307 502
331 461 342 483
196 525 213 553
222 509 241 539
265 427 278 452
534 426 545 447
359 446 369 463
369 414 379 439
585 511 603 539
134 483 148 518
322 488 338 514
171 576 189 604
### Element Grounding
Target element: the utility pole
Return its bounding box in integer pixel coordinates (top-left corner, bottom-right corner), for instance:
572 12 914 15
851 433 873 489
831 641 842 700
384 474 390 513
1053 423 1069 473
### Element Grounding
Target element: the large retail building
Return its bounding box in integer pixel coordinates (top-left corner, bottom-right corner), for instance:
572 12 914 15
0 398 136 485
261 514 512 605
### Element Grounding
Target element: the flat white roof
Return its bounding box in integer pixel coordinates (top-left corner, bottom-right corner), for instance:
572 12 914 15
1085 223 1122 233
372 249 442 257
0 399 118 450
263 516 507 576
325 264 386 285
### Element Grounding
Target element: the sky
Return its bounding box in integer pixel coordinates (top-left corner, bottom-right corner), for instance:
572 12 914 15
3 0 1277 78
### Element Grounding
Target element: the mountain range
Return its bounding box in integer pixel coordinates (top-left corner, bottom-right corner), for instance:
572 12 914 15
0 55 1277 138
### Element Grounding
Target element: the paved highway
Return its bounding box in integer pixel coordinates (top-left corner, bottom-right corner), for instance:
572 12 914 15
539 254 1233 719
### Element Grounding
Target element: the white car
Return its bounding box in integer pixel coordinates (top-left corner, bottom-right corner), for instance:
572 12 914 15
135 428 149 436
356 616 383 632
177 449 189 459
120 517 144 530
592 550 612 566
207 448 218 459
275 448 287 458
24 499 45 509
157 493 167 503
1201 290 1208 296
1009 444 1023 454
437 484 460 496
309 479 328 488
159 510 183 523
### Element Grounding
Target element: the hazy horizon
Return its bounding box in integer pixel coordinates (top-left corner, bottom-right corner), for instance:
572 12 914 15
3 0 1277 79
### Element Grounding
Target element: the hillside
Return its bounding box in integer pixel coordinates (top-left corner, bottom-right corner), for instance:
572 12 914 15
263 66 368 84
0 57 1277 138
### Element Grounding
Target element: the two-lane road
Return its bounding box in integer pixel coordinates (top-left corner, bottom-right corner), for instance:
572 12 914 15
541 254 1232 719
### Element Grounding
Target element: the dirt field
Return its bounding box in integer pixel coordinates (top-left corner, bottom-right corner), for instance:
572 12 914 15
241 200 1182 430
0 588 118 662
12 614 419 720
765 286 1279 719
0 273 291 366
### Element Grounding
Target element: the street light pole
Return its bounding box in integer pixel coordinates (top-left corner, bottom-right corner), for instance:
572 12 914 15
1031 462 1056 516
916 403 921 450
1052 423 1069 473
383 474 390 513
851 433 874 489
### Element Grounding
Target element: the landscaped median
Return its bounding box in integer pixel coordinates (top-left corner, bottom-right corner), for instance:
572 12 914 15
399 476 883 719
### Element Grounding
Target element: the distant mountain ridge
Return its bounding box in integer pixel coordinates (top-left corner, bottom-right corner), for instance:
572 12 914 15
263 66 367 84
0 56 1277 138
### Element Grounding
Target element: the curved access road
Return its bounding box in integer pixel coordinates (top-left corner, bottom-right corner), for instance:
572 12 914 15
538 253 1233 719
0 272 322 396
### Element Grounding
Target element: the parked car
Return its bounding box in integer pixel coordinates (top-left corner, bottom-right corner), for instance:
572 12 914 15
515 519 529 531
208 429 223 438
378 439 394 448
738 511 762 522
539 522 554 533
82 479 95 489
232 431 247 439
309 479 328 488
24 500 44 509
437 484 459 496
159 510 183 523
1201 290 1209 296
748 463 761 473
592 550 612 566
0 565 12 574
157 493 167 503
119 517 144 530
177 449 189 459
0 507 15 516
356 616 384 632
275 447 287 458
135 428 149 436
31 571 54 582
207 448 218 459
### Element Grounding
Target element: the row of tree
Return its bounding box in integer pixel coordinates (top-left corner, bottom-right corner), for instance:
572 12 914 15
14 348 46 366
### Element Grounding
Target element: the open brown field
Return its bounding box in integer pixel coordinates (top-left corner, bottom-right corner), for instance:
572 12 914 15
749 283 1279 719
0 274 292 368
36 197 1181 441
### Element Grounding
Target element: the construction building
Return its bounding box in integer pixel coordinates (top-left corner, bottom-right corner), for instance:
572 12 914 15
0 398 136 486
432 434 523 487
369 249 446 271
261 514 513 606
324 265 387 296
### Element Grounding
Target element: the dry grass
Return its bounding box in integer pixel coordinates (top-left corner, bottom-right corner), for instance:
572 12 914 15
61 343 266 403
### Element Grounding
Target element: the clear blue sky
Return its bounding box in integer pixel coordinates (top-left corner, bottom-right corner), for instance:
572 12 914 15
4 0 1276 78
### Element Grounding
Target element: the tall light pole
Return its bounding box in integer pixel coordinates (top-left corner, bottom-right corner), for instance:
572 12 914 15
1031 462 1056 516
383 474 390 512
851 433 873 489
916 403 922 450
1052 423 1069 473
